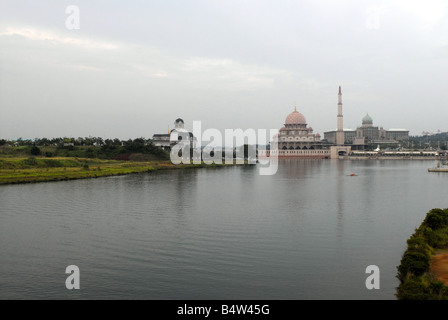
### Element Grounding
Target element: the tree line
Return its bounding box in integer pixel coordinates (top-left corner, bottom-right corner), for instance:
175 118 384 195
0 137 170 160
0 137 133 147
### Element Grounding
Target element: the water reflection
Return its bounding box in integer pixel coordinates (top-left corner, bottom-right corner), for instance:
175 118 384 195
336 160 345 229
0 161 447 299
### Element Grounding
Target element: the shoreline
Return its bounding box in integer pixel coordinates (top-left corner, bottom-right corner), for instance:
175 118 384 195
428 168 448 172
0 157 246 186
396 208 448 300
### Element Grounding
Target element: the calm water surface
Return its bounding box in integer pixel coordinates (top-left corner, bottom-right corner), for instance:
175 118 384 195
0 160 447 299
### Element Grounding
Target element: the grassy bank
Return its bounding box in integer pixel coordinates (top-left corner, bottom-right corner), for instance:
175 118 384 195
396 208 448 300
0 157 237 185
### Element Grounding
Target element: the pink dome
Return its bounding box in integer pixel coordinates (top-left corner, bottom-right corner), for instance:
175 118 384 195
316 133 321 137
285 111 306 125
308 127 313 131
279 127 287 131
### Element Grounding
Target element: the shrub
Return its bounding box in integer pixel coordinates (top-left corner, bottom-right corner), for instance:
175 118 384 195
23 157 37 166
396 277 430 300
429 227 448 249
420 227 438 248
398 251 430 280
407 235 434 256
397 208 448 300
43 159 63 168
397 276 448 300
30 146 41 156
424 209 448 230
86 147 96 158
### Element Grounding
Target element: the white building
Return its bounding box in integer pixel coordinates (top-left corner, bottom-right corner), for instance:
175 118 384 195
152 118 197 151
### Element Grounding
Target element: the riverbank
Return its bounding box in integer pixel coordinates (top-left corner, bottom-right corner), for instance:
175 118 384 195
428 168 448 172
0 157 241 185
396 208 448 300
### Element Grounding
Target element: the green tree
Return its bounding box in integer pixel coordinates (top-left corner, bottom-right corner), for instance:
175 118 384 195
397 251 430 279
30 145 41 156
85 147 96 158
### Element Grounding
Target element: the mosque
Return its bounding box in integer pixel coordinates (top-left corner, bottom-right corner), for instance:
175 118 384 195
261 86 352 159
261 103 331 159
277 103 323 150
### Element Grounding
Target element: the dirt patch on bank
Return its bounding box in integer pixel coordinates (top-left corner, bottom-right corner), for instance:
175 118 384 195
431 253 448 286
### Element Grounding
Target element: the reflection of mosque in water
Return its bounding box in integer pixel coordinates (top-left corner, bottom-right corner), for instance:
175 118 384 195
277 158 324 178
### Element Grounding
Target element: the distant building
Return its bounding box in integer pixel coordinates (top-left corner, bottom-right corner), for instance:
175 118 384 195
260 103 330 158
152 118 197 151
260 86 412 159
324 106 409 148
355 114 409 143
386 129 410 141
422 130 443 136
324 129 356 144
356 114 380 141
276 103 324 150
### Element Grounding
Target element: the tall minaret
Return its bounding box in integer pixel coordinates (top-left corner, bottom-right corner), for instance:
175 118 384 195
336 86 344 146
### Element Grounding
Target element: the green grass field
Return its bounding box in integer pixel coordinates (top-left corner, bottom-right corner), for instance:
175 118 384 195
0 157 233 185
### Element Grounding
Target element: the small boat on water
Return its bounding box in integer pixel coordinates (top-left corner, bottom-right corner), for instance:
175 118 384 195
349 173 357 176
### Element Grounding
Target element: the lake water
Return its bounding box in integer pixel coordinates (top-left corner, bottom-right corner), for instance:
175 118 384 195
0 160 447 300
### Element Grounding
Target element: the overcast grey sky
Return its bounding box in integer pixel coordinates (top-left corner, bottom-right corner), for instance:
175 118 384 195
0 0 447 140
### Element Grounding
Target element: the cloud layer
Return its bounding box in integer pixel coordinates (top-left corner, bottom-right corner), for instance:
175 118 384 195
1 0 447 139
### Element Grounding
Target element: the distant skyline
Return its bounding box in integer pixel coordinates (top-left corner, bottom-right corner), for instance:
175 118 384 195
1 0 448 140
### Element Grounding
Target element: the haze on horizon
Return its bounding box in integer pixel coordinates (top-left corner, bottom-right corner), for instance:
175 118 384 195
1 0 447 141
